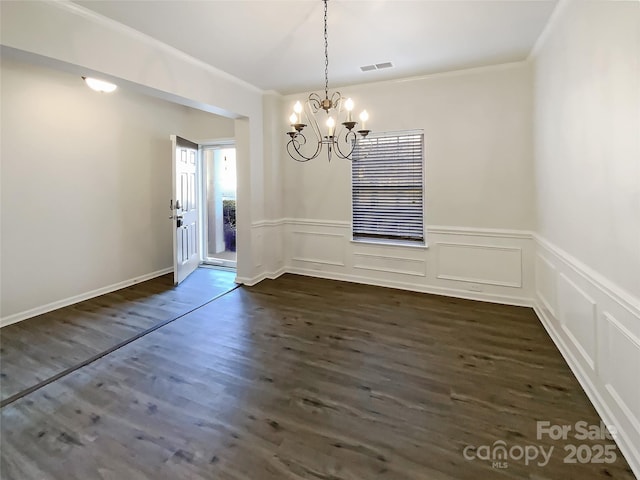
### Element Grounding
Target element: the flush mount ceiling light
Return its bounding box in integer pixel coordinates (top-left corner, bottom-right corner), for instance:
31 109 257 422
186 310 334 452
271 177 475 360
286 0 371 162
82 76 117 93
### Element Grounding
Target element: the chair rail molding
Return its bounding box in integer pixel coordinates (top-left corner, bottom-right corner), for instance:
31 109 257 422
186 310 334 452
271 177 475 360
281 218 535 307
533 234 640 478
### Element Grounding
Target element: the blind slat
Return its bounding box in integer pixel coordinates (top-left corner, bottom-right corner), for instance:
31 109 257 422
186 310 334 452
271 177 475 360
352 131 424 243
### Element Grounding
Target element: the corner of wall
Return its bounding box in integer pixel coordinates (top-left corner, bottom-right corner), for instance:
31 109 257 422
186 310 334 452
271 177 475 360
533 236 640 477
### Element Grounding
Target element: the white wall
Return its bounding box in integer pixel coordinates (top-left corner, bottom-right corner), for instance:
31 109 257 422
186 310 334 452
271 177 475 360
242 93 286 283
0 0 268 285
532 1 640 475
0 57 234 322
276 63 536 305
284 62 534 229
534 1 640 298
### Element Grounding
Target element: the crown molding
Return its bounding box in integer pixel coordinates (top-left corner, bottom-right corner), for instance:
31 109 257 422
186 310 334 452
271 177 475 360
49 0 264 95
528 0 571 61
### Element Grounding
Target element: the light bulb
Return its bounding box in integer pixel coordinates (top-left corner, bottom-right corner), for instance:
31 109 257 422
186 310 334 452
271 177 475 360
83 77 117 93
359 110 369 130
326 116 335 136
293 101 303 123
344 98 354 122
344 98 354 111
289 113 297 124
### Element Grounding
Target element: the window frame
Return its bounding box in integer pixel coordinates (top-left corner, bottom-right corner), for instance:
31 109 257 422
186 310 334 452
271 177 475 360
350 129 427 248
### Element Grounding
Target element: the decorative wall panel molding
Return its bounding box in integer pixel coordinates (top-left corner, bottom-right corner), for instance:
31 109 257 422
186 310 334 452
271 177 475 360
291 231 346 266
436 242 522 287
536 253 557 317
281 219 534 307
535 235 639 315
288 266 533 307
533 236 640 477
251 219 285 228
428 225 534 239
249 221 285 281
603 312 640 430
283 218 350 228
353 253 427 277
558 273 597 371
252 229 264 268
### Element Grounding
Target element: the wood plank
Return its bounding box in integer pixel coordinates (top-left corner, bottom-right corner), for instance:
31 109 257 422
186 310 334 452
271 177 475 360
0 274 635 479
0 268 237 402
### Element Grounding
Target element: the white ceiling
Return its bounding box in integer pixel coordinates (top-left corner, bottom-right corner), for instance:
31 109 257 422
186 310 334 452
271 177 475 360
74 0 557 95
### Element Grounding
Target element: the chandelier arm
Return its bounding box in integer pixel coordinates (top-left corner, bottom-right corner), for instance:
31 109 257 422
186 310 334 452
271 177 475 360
333 130 357 160
331 92 342 111
353 136 374 162
309 138 323 160
307 93 323 114
305 99 324 145
287 133 321 162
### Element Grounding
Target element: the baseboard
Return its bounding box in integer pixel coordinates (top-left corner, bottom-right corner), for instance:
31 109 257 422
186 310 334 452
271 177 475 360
533 302 640 478
236 266 287 287
0 267 173 328
286 266 533 307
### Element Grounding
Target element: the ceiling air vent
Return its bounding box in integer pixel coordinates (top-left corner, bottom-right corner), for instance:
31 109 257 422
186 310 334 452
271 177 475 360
360 62 393 72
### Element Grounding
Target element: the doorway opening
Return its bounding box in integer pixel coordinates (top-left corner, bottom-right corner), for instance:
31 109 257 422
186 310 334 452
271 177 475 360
203 145 237 269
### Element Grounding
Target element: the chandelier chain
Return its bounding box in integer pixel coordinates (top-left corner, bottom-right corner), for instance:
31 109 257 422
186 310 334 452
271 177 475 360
285 0 371 162
324 0 329 100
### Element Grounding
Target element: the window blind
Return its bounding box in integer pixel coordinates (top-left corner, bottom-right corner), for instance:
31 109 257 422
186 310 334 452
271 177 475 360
351 131 424 243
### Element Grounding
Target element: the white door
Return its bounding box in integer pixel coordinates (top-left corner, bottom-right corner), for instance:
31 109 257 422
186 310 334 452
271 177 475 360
171 135 200 285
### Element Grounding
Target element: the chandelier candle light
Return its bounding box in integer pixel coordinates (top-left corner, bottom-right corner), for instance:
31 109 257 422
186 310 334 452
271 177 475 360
286 0 370 162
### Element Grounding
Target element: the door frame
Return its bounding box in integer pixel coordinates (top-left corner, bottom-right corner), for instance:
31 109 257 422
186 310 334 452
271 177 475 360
198 138 237 269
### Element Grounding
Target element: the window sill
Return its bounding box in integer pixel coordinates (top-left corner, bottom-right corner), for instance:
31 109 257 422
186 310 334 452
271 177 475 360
350 238 429 249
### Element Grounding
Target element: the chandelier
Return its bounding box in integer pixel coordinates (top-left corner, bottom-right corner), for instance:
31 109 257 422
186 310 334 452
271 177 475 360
286 0 370 162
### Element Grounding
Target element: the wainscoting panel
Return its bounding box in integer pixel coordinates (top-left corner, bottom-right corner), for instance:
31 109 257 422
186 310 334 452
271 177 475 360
237 221 286 286
436 243 522 287
282 219 534 306
252 229 264 269
558 273 597 371
603 312 640 430
353 253 427 277
534 235 640 477
536 253 557 317
291 231 346 267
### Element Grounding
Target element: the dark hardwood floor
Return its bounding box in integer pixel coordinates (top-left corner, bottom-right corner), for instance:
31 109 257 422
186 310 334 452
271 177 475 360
0 267 237 403
0 274 635 479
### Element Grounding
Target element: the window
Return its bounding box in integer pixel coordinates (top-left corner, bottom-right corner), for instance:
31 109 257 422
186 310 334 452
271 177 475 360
351 130 424 244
